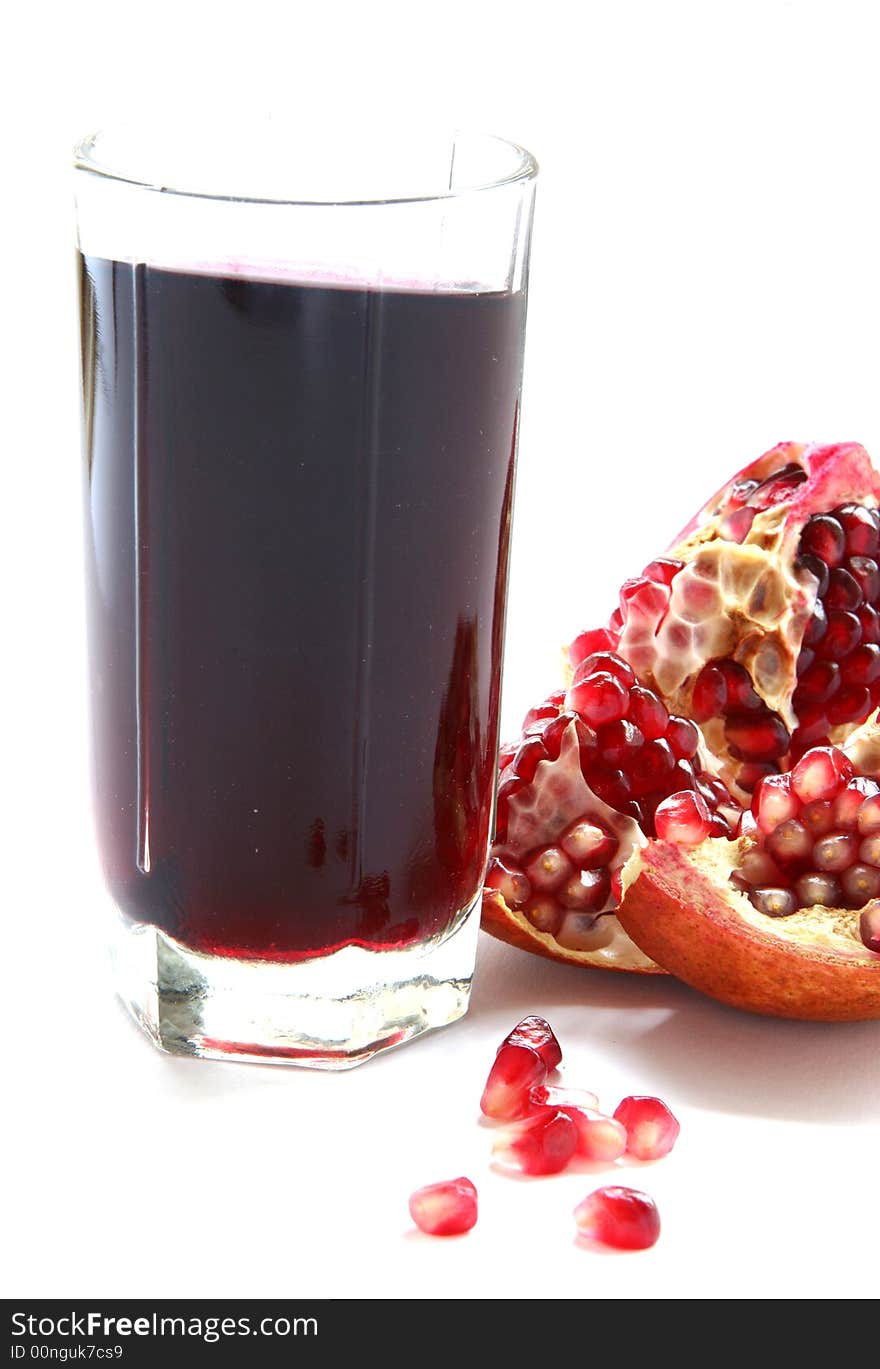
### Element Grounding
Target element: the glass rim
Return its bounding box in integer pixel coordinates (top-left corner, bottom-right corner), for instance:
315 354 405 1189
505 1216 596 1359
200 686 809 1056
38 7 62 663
73 125 539 209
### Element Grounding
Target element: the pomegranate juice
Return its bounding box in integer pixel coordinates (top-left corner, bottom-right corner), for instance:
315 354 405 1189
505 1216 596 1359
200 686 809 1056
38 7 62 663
79 256 525 960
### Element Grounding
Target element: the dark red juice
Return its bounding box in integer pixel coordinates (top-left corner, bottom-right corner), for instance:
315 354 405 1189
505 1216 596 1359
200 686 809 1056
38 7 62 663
78 256 524 960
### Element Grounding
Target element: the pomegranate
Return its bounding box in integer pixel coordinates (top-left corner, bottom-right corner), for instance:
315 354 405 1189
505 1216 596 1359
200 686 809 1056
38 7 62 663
615 746 880 1019
409 1177 478 1236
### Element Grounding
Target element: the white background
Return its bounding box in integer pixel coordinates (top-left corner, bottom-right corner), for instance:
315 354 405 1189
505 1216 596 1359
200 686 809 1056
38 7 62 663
2 0 879 1302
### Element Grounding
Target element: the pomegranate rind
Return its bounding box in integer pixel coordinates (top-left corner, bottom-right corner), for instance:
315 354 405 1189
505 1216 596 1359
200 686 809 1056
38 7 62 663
616 837 880 1021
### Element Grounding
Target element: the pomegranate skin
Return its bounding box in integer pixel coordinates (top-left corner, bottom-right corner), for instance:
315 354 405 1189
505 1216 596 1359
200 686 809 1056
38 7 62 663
617 840 880 1021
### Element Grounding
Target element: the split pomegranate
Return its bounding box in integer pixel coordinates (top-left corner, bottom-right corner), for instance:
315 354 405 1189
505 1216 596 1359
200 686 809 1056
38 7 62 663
409 1177 478 1236
573 1186 661 1251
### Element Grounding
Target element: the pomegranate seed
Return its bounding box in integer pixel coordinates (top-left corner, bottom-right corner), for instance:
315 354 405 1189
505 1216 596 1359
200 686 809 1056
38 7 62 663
670 757 698 791
613 1095 681 1161
833 777 880 828
618 576 671 624
718 661 763 710
803 601 828 646
691 664 727 722
739 847 783 886
790 747 854 803
796 647 816 675
795 552 830 596
725 711 790 761
846 643 880 685
531 1083 598 1112
794 871 842 907
736 761 778 793
495 774 527 840
628 738 676 796
766 818 812 865
825 567 863 611
641 557 682 587
524 846 575 893
572 652 635 690
800 800 835 836
563 1107 627 1161
540 710 580 761
511 736 548 782
568 627 616 670
822 609 862 659
752 773 799 833
859 901 880 952
525 898 563 935
841 864 880 905
546 688 567 708
485 856 531 910
665 716 699 759
501 1016 563 1071
566 671 629 727
719 506 756 542
730 475 761 505
858 833 880 866
626 685 669 740
799 513 846 567
751 462 807 505
748 887 798 917
481 1044 547 1120
492 1109 578 1176
791 702 830 750
522 702 559 731
812 832 858 873
574 1186 661 1251
409 1177 478 1236
828 683 871 726
560 818 619 869
847 556 880 604
857 794 880 835
654 790 712 846
559 868 612 912
858 604 880 644
598 719 644 766
586 764 632 808
835 504 880 557
795 658 841 704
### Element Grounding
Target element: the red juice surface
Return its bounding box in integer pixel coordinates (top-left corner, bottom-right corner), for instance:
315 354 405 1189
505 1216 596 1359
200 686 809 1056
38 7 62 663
79 256 525 959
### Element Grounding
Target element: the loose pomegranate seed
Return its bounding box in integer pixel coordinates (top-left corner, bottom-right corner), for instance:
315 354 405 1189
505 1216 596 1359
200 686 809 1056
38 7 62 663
859 901 880 952
626 686 669 741
572 651 636 689
766 818 812 865
812 832 858 873
691 664 727 721
748 887 798 917
790 747 854 803
492 1109 578 1176
566 671 629 727
560 818 618 869
409 1177 478 1236
840 864 880 905
531 1083 598 1112
562 1107 627 1162
485 856 531 910
835 503 880 557
752 773 799 833
799 513 846 567
613 1096 681 1161
501 1016 563 1071
574 1186 661 1251
524 846 576 893
666 715 699 759
654 790 712 846
794 871 842 907
725 711 790 761
481 1044 547 1120
567 627 616 670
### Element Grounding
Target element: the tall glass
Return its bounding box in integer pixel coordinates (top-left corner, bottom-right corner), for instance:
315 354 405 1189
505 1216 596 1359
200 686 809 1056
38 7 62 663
74 123 537 1067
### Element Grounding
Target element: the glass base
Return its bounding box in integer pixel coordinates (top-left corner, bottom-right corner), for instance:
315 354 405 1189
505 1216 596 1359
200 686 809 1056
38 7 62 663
110 899 481 1069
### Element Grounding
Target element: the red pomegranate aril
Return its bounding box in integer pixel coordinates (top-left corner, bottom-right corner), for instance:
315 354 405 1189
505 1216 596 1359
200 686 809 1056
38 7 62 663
540 710 581 762
481 1044 548 1120
790 747 854 803
719 506 757 542
597 719 644 766
858 604 880 644
857 794 880 835
665 716 700 759
574 1186 661 1251
739 847 784 886
794 871 843 907
796 647 816 676
847 556 880 604
840 864 880 905
531 1083 598 1112
858 833 880 865
827 683 871 726
628 739 676 797
799 514 846 567
795 552 831 596
525 897 563 935
736 761 778 793
822 609 862 660
748 887 798 917
586 764 632 808
654 790 712 846
626 685 669 741
800 800 835 836
859 901 880 952
522 702 560 732
790 702 830 751
766 818 812 865
641 557 683 587
501 1016 563 1071
753 773 799 833
725 711 790 762
495 774 527 841
559 868 612 912
691 664 727 722
498 742 517 771
524 846 575 894
567 627 616 670
730 475 761 505
409 1177 478 1237
795 658 841 704
566 671 629 728
845 643 880 685
492 1108 578 1176
563 1108 627 1162
485 856 531 910
812 832 858 872
613 1095 681 1161
824 567 863 611
718 661 763 711
752 462 808 505
511 736 548 783
560 817 619 870
572 652 636 690
670 758 698 792
833 777 880 828
836 503 880 557
803 601 828 647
